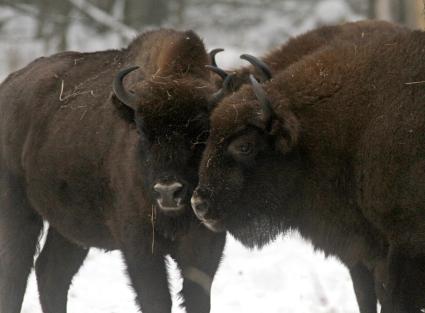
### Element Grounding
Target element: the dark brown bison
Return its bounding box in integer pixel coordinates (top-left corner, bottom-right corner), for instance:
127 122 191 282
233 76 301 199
0 29 227 313
192 22 425 313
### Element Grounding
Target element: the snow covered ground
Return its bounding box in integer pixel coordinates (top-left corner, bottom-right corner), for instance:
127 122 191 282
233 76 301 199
22 232 359 313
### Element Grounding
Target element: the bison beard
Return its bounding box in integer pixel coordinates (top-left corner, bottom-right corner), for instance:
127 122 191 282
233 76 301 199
225 211 283 249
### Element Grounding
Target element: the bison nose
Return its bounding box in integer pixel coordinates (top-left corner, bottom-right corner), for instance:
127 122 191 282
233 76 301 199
191 191 209 219
153 182 184 204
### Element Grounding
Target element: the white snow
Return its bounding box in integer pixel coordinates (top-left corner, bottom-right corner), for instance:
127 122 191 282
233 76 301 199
22 232 358 313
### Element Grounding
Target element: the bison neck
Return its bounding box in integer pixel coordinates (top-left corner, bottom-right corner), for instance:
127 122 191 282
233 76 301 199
287 169 385 268
278 126 388 269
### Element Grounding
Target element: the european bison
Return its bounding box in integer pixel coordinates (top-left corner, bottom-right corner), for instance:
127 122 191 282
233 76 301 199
0 29 226 313
192 22 425 313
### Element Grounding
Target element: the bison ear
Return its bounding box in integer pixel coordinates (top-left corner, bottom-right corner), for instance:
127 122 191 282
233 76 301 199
249 75 299 154
268 113 299 154
110 93 135 123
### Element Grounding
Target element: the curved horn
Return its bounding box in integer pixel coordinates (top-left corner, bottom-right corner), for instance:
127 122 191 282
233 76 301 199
208 74 234 111
241 54 272 82
205 64 228 80
112 66 140 109
209 48 224 67
249 74 273 126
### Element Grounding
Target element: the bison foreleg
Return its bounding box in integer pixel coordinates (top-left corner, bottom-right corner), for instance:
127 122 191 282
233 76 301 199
349 263 378 313
171 224 226 313
35 227 89 313
120 230 172 313
0 173 43 313
381 246 425 313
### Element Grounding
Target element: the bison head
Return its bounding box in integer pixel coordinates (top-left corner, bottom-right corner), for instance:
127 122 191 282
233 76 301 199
191 67 303 247
111 64 229 216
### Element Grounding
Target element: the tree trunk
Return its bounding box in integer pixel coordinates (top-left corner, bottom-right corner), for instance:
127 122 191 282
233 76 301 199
369 0 425 29
124 0 169 28
374 0 393 20
403 0 425 29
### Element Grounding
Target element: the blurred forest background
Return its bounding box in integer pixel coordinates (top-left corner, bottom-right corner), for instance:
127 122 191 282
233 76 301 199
0 0 424 78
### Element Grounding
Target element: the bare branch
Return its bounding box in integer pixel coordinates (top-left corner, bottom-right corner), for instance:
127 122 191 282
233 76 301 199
1 1 66 24
66 0 138 40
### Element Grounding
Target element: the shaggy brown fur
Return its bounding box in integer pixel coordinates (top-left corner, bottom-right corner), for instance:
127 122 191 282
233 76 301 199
192 22 425 313
223 20 409 91
0 29 226 313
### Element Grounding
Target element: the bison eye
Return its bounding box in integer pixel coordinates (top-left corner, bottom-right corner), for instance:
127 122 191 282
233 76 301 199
238 142 253 155
228 139 257 161
227 130 264 163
